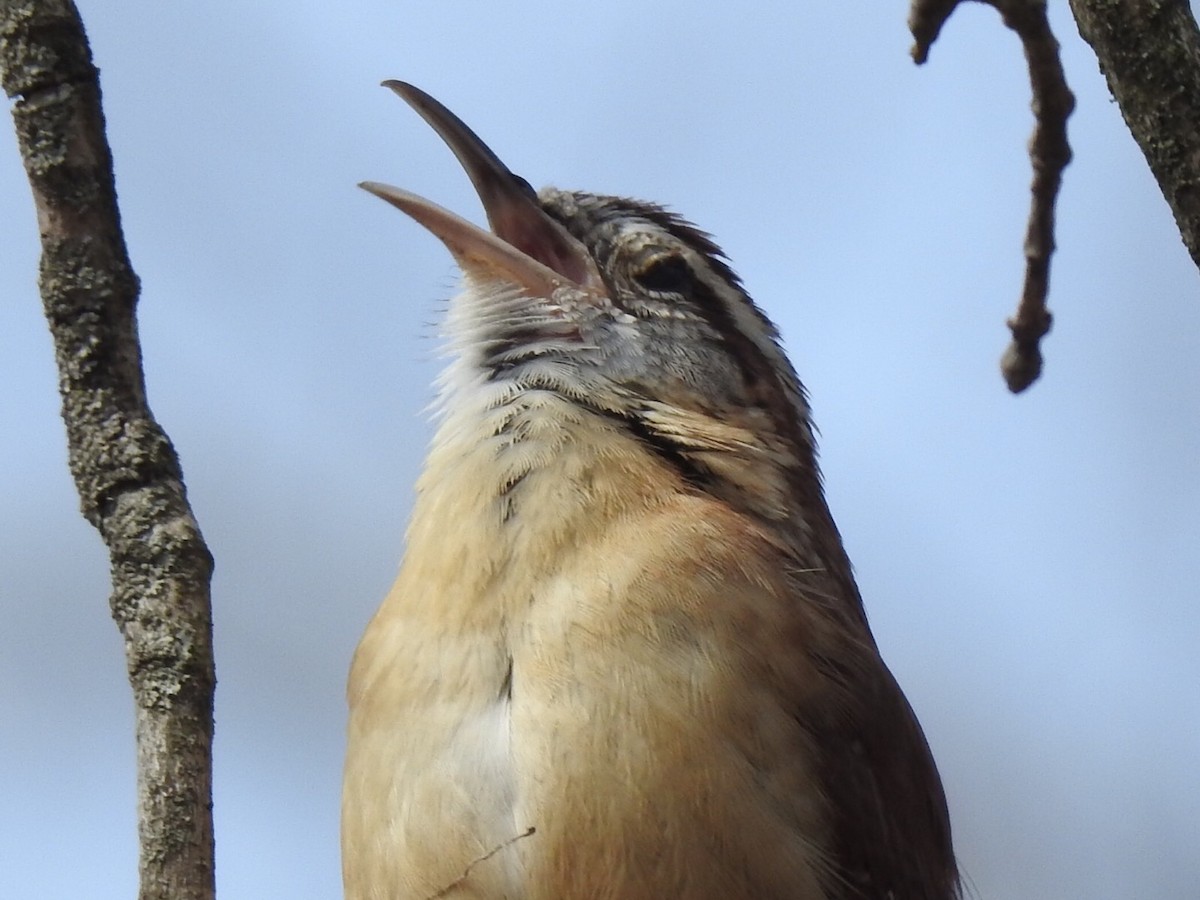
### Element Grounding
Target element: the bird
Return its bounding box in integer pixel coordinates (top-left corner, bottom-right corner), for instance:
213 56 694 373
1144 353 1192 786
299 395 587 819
343 80 961 900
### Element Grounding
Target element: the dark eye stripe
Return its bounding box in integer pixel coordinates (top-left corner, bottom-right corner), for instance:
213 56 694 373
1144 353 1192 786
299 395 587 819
685 277 771 389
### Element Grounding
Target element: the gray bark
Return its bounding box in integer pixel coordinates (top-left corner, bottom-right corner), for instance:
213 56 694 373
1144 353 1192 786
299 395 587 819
1068 0 1200 272
0 3 216 899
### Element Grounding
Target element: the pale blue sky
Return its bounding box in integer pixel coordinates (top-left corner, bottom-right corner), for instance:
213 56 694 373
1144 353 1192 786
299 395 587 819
2 3 1198 899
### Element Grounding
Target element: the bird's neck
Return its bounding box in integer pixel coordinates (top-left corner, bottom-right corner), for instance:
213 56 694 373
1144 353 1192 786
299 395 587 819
398 384 685 626
400 364 861 628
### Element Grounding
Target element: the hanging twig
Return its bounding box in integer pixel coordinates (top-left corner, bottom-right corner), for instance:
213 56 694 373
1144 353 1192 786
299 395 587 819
910 0 1075 392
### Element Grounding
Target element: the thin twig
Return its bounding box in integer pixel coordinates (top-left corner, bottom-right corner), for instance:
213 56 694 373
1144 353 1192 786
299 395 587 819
909 0 1075 392
426 826 537 899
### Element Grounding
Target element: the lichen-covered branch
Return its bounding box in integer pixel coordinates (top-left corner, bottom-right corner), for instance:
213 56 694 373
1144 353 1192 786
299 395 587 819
909 0 1075 392
1068 0 1200 273
0 2 216 899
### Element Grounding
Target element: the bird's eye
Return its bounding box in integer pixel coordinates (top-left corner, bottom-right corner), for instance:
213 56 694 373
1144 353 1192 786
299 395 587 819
633 253 692 294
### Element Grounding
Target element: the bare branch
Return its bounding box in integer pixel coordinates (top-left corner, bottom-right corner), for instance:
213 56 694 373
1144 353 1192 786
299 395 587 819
0 2 216 899
1068 0 1200 274
909 0 1075 392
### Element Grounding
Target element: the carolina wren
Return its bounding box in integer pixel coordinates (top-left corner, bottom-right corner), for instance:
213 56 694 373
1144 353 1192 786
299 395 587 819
344 82 960 900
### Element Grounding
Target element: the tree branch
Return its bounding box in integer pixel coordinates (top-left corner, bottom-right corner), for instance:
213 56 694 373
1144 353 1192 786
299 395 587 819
0 2 216 899
910 0 1075 392
1068 0 1200 273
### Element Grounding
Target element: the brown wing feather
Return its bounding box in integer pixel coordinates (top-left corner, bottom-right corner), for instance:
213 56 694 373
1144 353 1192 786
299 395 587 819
792 567 960 900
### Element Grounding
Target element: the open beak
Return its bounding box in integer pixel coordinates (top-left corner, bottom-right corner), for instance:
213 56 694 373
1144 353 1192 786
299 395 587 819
361 81 603 298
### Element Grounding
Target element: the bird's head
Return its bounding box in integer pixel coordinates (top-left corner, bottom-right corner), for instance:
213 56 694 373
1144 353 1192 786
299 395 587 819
364 82 840 544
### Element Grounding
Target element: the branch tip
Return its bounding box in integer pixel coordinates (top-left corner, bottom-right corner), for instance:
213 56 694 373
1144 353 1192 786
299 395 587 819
908 0 961 64
909 0 1073 391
